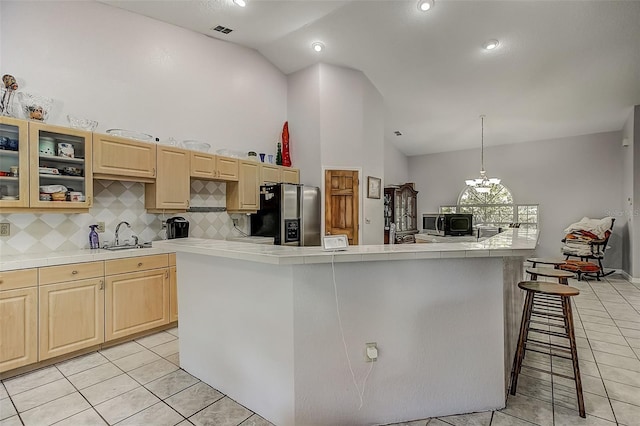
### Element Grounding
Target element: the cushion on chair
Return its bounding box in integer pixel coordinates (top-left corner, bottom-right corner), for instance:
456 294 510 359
559 260 601 273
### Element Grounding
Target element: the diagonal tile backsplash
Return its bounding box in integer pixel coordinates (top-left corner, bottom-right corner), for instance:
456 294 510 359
0 180 249 256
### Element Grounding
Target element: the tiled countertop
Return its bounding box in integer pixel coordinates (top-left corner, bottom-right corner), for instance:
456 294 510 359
0 247 174 272
154 228 538 265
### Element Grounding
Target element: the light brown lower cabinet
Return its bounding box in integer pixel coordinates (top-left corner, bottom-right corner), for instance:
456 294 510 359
0 269 39 373
105 268 170 341
38 278 105 361
169 253 178 322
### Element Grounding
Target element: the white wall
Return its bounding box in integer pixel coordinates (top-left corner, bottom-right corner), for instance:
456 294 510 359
621 108 636 276
633 106 640 278
288 63 385 244
384 141 410 186
1 1 287 156
287 65 321 187
408 131 624 268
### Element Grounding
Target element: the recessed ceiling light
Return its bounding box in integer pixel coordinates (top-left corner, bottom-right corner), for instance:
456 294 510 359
483 39 500 50
233 0 246 7
311 42 324 52
417 0 434 12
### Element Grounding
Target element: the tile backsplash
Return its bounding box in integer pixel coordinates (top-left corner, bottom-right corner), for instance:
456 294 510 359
0 180 249 256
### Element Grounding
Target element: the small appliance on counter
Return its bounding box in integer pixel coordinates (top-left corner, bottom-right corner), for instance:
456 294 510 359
250 183 320 246
166 216 189 239
422 213 474 236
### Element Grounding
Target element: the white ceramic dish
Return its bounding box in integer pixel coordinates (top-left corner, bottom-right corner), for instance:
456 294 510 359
106 129 154 142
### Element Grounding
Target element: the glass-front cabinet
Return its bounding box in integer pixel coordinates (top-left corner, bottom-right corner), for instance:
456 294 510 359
29 122 93 209
384 182 418 244
0 116 29 208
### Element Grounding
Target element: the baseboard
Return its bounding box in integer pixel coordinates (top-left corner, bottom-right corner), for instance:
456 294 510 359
620 270 640 284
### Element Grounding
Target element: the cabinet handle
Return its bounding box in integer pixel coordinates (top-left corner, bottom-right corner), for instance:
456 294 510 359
72 270 78 275
99 280 104 290
165 270 169 279
152 167 156 177
138 262 143 267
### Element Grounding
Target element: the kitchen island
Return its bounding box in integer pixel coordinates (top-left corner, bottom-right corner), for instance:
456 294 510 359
154 229 538 426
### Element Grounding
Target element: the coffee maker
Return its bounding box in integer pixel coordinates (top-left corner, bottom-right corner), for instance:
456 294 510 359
166 217 189 239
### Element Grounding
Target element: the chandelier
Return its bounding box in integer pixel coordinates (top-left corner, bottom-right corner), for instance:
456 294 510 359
465 115 500 193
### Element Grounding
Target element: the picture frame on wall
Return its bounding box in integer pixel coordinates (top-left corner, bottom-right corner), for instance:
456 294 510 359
367 176 381 199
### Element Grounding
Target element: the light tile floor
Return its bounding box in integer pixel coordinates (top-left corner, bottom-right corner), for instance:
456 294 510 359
1 274 639 425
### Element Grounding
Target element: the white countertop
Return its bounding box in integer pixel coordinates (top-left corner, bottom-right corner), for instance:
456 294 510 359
154 228 538 265
0 247 174 272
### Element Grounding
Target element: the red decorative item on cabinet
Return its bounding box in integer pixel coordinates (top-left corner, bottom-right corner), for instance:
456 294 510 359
281 121 291 167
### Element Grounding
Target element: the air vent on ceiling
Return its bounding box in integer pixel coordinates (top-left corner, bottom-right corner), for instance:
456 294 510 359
211 25 233 34
394 131 402 136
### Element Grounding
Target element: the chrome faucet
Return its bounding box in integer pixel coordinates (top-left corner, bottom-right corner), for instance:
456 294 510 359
115 221 139 246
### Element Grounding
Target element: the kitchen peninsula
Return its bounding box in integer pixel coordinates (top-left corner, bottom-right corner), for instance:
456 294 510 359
154 229 538 426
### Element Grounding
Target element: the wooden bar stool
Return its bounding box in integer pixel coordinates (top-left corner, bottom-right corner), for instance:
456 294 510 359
526 257 567 269
510 281 585 418
526 267 574 285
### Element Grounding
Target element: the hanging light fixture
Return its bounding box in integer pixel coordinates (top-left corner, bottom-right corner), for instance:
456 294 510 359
465 115 500 193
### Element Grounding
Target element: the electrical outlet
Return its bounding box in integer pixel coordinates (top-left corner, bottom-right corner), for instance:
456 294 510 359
232 218 239 227
96 222 105 233
365 342 378 362
0 223 10 237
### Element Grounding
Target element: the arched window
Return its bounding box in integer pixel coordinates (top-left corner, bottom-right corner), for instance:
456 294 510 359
441 184 538 229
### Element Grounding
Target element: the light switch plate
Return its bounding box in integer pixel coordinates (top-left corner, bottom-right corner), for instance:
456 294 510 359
0 223 10 237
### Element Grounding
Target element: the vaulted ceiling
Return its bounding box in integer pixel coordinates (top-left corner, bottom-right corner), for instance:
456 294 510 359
103 0 640 155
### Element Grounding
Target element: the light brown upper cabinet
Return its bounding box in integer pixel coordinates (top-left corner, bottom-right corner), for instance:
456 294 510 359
226 159 260 213
190 152 239 181
281 168 300 184
93 133 156 182
260 163 281 185
29 122 93 211
0 116 29 209
146 146 190 212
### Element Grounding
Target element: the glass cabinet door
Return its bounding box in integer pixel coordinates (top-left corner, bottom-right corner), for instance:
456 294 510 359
0 116 29 208
29 122 93 209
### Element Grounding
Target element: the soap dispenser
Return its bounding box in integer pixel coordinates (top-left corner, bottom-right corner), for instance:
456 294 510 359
89 225 100 249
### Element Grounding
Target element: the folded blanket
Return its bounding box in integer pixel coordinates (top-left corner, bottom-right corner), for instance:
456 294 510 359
563 217 613 239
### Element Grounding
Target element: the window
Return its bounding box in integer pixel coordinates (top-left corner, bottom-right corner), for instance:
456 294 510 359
440 184 538 229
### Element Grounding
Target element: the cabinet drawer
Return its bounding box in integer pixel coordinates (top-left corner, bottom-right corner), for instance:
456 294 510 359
169 253 176 267
39 262 104 285
105 254 169 275
0 269 38 291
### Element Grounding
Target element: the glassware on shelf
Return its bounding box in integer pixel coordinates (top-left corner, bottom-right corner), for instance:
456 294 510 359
21 92 53 122
67 115 98 131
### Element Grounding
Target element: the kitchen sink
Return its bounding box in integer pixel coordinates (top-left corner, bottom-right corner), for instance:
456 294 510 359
102 242 153 251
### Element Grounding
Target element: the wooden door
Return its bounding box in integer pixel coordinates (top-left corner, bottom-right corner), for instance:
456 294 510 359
0 287 38 372
105 268 169 341
39 278 104 360
93 134 156 181
325 170 359 245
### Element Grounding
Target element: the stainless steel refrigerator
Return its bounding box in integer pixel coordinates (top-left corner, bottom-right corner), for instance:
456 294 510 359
250 183 321 246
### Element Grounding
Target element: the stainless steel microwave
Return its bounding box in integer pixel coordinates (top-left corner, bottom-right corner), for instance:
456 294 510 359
422 213 473 236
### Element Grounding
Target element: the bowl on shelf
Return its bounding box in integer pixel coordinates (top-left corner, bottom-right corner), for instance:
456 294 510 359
67 115 98 131
106 129 154 142
182 140 210 152
20 92 53 122
51 192 67 201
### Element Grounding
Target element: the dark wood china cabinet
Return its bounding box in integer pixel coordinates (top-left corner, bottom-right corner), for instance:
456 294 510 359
384 183 418 244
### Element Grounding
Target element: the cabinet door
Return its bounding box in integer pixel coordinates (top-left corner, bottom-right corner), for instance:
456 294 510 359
0 287 38 372
105 268 170 341
169 265 178 323
216 156 239 181
93 134 156 181
29 122 93 209
226 160 259 212
190 151 216 179
0 116 29 208
39 278 104 360
260 164 281 185
146 146 190 210
281 168 300 184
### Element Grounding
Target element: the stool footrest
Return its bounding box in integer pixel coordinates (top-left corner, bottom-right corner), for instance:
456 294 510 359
527 338 571 351
522 365 576 381
524 344 573 360
527 328 571 339
532 310 566 318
